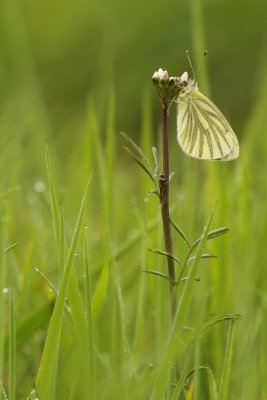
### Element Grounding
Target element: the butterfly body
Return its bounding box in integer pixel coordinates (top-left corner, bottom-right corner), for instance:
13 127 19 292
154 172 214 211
177 74 239 161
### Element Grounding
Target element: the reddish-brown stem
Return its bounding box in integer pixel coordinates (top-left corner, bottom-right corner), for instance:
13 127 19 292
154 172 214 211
160 104 176 318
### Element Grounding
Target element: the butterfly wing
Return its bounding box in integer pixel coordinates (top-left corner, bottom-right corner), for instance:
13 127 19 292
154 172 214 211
177 90 239 161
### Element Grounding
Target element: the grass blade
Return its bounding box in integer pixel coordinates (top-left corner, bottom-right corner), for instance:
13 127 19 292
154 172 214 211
35 171 94 399
219 310 236 400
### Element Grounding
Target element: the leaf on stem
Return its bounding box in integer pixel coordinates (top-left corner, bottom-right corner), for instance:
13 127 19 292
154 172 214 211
169 218 190 248
121 132 153 174
152 146 159 177
191 227 229 252
123 147 156 186
142 269 170 281
148 248 182 266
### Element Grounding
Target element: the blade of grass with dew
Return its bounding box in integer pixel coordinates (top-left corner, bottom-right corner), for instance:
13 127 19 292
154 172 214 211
171 356 191 400
0 215 6 381
219 310 236 400
35 171 93 399
151 208 215 400
8 272 15 400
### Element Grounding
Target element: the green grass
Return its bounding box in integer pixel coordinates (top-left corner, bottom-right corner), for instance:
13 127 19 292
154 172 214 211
0 0 267 398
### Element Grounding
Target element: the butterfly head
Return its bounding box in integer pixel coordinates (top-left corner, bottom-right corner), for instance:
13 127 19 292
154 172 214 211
178 71 198 101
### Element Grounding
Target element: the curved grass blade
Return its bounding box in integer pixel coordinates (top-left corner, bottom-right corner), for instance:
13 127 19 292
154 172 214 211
35 171 94 399
5 241 23 254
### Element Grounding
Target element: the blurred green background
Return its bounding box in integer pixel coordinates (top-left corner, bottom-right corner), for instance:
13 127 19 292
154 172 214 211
1 0 267 398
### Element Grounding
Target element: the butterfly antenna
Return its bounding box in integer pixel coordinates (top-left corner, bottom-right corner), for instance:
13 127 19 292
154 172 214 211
186 50 195 81
196 50 208 80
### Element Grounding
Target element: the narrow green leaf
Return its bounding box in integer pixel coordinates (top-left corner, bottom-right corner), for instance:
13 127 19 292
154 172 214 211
219 309 237 400
143 269 170 281
191 227 229 252
152 146 159 176
92 258 110 321
121 131 153 175
5 241 23 254
148 248 182 266
207 228 230 240
33 267 58 295
36 171 94 399
124 147 156 186
171 356 191 400
169 218 190 248
147 190 161 200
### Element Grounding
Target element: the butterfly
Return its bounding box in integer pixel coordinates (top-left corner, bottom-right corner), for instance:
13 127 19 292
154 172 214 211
176 70 239 161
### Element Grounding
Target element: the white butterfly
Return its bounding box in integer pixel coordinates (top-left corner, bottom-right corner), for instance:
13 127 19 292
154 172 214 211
177 71 239 161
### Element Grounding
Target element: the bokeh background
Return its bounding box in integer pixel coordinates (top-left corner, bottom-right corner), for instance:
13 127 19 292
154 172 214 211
0 0 267 398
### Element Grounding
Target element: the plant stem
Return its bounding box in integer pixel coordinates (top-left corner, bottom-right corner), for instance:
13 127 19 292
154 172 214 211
160 103 176 318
